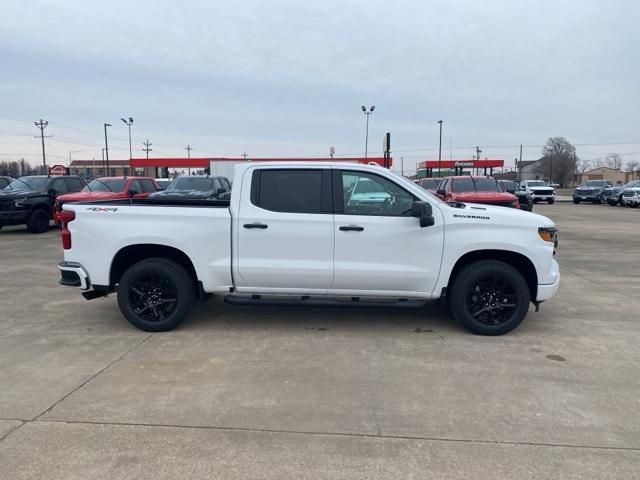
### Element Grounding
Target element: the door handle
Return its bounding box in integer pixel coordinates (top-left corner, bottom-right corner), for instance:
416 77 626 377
339 225 364 232
243 223 268 229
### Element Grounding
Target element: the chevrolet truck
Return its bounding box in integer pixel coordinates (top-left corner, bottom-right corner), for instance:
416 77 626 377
57 162 560 336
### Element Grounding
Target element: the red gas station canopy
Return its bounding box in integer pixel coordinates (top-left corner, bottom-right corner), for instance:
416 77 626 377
129 157 391 168
419 159 504 169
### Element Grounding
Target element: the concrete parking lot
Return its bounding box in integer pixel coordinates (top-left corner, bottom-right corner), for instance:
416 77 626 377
0 203 638 479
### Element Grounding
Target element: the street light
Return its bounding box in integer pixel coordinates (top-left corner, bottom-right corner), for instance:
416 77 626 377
103 123 111 172
437 120 443 175
361 105 375 159
121 117 134 159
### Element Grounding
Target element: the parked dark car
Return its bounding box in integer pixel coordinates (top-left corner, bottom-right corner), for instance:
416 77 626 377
498 180 534 211
572 179 614 204
149 175 231 200
602 180 640 206
0 176 14 189
0 175 86 233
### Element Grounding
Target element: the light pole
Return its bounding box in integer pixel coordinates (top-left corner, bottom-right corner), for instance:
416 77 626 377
361 105 375 159
437 120 443 175
103 123 112 173
121 117 134 159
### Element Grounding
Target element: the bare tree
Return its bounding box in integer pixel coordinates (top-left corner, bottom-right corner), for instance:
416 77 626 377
605 153 623 170
534 137 577 187
576 158 592 173
627 160 640 180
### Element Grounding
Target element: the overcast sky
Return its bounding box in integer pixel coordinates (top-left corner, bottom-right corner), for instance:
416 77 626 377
1 0 639 174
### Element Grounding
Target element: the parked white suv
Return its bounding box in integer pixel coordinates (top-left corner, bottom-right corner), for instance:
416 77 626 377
520 180 555 204
621 185 640 207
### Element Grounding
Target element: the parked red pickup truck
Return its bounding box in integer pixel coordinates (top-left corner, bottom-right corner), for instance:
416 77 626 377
435 176 519 208
55 177 159 220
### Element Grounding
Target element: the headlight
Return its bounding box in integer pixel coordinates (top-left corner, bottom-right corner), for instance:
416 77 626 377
539 227 558 243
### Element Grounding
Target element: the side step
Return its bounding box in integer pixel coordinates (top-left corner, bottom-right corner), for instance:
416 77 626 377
82 289 109 301
223 295 428 309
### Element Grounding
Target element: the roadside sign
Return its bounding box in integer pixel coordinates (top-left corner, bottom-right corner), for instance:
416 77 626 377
49 165 68 176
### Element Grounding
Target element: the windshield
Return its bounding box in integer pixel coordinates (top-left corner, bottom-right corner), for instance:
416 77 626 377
625 180 640 188
166 177 214 192
584 180 607 187
499 180 516 191
418 178 439 189
527 181 547 187
83 179 126 192
353 178 385 194
473 178 499 192
8 177 48 190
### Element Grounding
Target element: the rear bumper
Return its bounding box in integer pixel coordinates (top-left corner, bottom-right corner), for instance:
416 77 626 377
58 261 90 290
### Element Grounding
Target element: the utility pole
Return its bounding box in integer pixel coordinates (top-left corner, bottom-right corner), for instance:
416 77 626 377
519 144 523 183
437 120 443 175
103 123 111 173
242 152 248 160
34 119 49 168
400 156 404 176
476 146 482 161
142 139 152 159
185 145 193 174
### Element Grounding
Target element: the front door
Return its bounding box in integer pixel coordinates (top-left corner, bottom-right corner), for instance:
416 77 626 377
331 169 444 295
235 168 335 290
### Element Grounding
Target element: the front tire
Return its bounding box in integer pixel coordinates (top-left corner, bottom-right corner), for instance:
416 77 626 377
547 198 555 204
117 258 195 332
573 198 580 204
27 209 50 233
449 260 530 335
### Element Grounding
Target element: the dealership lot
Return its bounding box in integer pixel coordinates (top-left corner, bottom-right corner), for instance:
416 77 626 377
0 203 638 478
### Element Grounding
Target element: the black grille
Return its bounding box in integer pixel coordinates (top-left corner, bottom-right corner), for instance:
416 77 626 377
535 189 553 196
623 190 636 197
0 200 15 211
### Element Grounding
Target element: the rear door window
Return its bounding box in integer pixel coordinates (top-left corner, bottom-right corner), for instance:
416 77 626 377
140 180 156 193
251 169 327 214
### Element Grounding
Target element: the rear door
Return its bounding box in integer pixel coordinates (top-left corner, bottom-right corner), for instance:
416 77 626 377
331 169 443 295
235 168 334 290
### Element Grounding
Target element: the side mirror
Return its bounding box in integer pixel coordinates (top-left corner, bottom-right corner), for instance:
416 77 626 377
436 188 446 197
216 187 225 195
411 201 435 228
128 189 139 197
48 188 57 198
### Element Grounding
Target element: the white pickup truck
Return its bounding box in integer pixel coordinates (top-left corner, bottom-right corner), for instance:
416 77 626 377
57 162 560 335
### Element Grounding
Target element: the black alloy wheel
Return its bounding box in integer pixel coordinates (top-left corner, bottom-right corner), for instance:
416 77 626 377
450 260 530 335
27 209 50 233
118 258 194 331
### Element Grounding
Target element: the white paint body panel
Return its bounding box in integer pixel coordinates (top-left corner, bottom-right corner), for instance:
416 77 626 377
63 162 559 303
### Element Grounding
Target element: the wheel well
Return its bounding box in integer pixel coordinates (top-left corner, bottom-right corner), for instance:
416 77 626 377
446 250 538 301
109 244 198 289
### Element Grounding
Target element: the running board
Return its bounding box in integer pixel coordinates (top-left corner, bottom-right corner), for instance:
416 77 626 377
223 295 428 309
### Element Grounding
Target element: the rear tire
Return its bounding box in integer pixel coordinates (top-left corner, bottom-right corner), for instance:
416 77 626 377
27 209 50 234
449 260 530 335
117 258 195 332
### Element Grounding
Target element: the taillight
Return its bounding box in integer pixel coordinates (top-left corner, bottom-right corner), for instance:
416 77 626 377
59 210 75 250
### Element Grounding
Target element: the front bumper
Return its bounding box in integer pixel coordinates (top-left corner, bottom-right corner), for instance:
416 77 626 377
536 259 560 302
622 194 640 205
573 193 601 201
58 261 91 290
532 193 555 201
0 210 28 226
